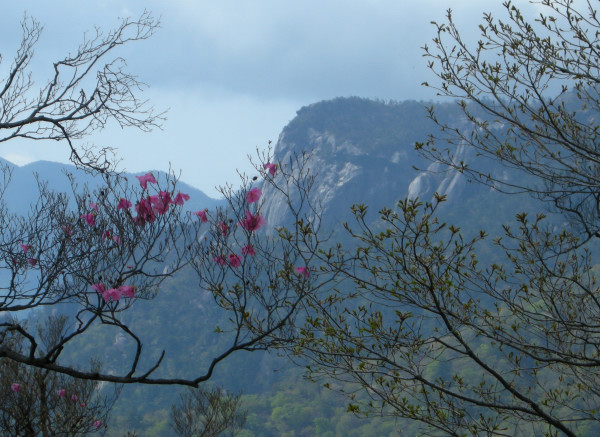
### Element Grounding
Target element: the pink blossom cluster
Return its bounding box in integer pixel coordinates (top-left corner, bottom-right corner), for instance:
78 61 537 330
128 173 191 225
211 180 269 268
194 210 208 222
77 173 194 247
97 173 191 226
263 162 277 176
246 187 262 204
212 245 256 268
239 186 266 232
218 221 230 236
135 173 157 189
239 211 266 232
80 213 95 226
242 245 255 256
82 173 207 305
91 283 135 302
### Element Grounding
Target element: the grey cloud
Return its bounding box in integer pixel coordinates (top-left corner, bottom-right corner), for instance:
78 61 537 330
0 1 541 102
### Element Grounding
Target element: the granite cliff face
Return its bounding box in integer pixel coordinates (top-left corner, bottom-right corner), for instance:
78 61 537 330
261 97 483 228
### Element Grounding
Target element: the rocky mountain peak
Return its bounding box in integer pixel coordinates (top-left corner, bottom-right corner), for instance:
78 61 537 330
261 97 469 227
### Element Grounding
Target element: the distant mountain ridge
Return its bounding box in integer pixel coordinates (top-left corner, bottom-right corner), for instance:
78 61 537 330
0 158 221 216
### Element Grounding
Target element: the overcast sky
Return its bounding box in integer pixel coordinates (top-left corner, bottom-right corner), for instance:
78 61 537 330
0 1 541 197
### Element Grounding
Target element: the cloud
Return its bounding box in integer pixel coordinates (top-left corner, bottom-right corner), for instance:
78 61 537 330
144 1 446 99
90 85 301 197
0 0 546 196
1 153 32 167
0 0 539 102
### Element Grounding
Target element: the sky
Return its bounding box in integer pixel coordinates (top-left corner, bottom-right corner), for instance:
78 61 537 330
0 1 543 197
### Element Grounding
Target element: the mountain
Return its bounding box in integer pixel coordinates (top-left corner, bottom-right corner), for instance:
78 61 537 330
261 97 525 234
262 98 434 227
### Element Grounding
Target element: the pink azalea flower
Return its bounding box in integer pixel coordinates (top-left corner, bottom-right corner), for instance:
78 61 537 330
117 198 132 210
61 225 73 237
112 235 122 246
239 211 266 232
57 389 66 398
80 402 86 408
228 253 242 268
89 202 99 211
93 420 102 428
102 230 111 239
103 288 122 302
92 283 121 302
246 187 262 204
193 210 208 223
134 197 156 225
213 255 227 266
136 173 157 190
80 214 95 226
241 245 255 256
11 383 21 393
27 258 37 267
218 221 229 235
295 266 310 278
71 394 78 402
150 191 172 215
263 162 277 176
19 244 32 253
117 285 135 299
173 192 190 206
